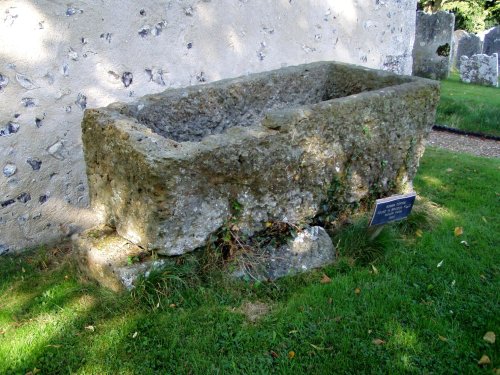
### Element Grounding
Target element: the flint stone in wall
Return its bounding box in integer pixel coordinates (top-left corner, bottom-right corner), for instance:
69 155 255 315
413 11 455 79
483 26 500 68
0 74 9 91
0 244 10 256
460 53 499 87
3 164 17 177
452 30 483 69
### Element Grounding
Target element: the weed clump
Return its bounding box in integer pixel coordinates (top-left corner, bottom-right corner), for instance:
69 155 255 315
395 196 441 237
131 254 202 310
332 217 395 265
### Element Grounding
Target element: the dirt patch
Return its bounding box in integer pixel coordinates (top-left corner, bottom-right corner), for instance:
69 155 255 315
239 301 271 323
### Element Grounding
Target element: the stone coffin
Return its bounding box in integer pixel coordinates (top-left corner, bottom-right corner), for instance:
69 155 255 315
82 61 440 255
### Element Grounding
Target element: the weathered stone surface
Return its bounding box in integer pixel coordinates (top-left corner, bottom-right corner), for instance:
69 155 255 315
452 30 483 69
267 226 335 280
233 226 335 281
82 61 440 256
73 225 166 292
483 26 500 68
460 54 499 87
413 11 455 79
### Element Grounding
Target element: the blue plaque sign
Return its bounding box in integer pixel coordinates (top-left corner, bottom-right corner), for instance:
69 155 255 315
369 192 416 227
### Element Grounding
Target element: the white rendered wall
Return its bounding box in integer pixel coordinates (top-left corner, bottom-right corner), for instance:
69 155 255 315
0 0 417 254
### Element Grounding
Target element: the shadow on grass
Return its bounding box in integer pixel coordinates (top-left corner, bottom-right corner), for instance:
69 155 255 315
1 147 499 374
1 243 325 374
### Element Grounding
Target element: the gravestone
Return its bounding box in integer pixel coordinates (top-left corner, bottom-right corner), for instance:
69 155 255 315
452 30 483 69
413 11 455 79
483 26 500 68
459 53 499 87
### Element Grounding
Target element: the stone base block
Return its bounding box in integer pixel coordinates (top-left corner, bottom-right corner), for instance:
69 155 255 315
73 226 166 292
233 226 336 281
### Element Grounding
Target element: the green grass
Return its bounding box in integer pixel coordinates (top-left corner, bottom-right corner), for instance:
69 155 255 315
1 148 499 374
436 73 500 137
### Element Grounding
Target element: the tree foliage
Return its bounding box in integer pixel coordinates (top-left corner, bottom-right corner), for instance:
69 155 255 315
418 0 500 33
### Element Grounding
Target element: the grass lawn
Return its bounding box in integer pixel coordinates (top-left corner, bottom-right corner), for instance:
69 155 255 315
436 73 500 137
0 147 499 374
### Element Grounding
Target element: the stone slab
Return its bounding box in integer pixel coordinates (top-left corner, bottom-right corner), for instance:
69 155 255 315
233 226 336 281
73 225 166 292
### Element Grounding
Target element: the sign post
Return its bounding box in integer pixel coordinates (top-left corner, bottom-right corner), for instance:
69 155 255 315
368 192 417 239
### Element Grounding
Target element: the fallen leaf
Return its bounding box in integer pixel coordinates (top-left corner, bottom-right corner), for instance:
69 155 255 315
460 240 469 247
368 329 373 334
320 274 331 284
0 330 5 335
438 335 448 342
446 168 453 172
372 338 385 345
334 316 342 322
437 260 443 268
85 325 95 332
371 264 379 274
288 351 295 359
454 227 463 236
478 354 491 365
327 298 333 304
482 216 488 223
451 280 456 287
483 331 496 344
132 331 138 338
415 229 423 237
169 303 176 308
46 344 62 348
270 350 279 358
354 288 361 295
265 222 272 228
